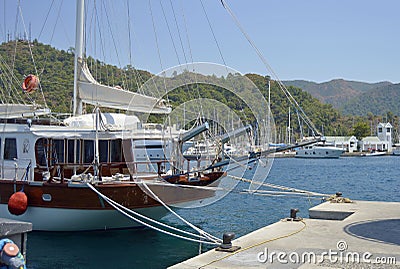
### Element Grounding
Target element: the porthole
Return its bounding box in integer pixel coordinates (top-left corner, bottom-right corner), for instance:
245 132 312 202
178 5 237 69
42 194 52 202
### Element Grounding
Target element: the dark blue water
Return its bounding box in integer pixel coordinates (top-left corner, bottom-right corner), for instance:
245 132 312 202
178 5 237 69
27 156 399 268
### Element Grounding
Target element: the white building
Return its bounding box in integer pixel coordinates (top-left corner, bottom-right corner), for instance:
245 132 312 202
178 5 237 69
324 136 358 153
377 122 392 149
360 122 392 152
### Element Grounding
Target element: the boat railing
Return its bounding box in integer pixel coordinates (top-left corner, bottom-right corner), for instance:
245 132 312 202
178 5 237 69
0 158 33 182
37 159 174 183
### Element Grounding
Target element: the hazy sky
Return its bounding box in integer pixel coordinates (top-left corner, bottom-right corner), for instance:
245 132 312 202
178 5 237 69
1 0 399 83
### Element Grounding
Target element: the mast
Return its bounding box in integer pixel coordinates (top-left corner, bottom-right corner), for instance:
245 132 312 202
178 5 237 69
288 107 291 145
267 79 271 146
73 0 84 116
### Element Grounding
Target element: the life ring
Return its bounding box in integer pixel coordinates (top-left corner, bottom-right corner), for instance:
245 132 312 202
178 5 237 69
8 192 28 216
21 74 39 93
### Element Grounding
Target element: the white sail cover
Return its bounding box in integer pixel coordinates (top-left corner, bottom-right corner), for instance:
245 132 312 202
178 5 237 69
0 104 51 119
77 60 171 114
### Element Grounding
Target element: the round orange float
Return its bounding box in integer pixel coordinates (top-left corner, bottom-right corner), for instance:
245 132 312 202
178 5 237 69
8 192 28 216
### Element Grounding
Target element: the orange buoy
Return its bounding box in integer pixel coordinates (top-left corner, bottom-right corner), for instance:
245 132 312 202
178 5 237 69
21 74 39 93
8 192 28 216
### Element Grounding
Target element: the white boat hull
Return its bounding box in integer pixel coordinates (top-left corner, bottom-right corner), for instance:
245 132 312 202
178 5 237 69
295 146 344 159
0 204 168 231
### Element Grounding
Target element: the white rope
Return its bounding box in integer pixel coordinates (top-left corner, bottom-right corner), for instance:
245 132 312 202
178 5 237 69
17 3 48 109
241 189 324 198
227 174 329 197
140 181 221 243
85 182 220 245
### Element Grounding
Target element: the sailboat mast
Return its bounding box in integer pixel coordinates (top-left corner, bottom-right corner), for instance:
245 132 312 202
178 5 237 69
288 107 291 144
73 0 84 116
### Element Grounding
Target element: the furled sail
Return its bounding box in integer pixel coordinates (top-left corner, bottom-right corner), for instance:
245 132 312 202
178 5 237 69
77 59 171 114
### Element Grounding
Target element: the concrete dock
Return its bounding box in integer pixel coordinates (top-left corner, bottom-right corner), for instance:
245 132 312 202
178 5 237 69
170 200 400 268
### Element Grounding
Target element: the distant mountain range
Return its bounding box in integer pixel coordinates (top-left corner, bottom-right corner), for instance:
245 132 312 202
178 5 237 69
283 79 399 116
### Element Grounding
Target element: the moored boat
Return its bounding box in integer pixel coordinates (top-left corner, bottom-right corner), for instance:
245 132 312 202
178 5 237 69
295 143 344 159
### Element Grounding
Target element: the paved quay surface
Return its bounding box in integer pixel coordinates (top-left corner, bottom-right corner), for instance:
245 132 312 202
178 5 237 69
169 200 400 268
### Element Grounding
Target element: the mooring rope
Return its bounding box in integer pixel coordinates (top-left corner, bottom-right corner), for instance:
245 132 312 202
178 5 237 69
86 182 220 245
140 182 221 243
227 174 330 197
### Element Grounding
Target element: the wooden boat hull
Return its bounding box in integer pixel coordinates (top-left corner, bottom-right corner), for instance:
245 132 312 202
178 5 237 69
0 179 218 231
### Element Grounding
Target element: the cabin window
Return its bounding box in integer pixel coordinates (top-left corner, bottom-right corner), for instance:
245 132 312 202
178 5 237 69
67 139 81 164
83 140 94 164
378 127 382 133
386 128 391 133
110 139 122 162
4 138 17 160
52 139 65 164
99 140 109 163
35 138 47 166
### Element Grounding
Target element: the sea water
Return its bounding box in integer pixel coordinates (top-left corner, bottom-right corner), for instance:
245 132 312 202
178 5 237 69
28 156 399 268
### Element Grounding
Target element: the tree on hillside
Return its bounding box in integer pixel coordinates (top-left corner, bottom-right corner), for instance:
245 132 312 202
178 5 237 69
352 121 370 140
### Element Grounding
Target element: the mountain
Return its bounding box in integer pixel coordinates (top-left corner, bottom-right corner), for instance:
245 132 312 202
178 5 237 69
341 83 400 116
283 79 393 110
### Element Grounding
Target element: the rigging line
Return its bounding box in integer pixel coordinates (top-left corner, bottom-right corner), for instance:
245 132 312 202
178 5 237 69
159 0 181 66
101 0 128 87
9 3 20 104
3 35 30 105
169 0 188 65
242 189 324 198
175 1 206 122
86 183 220 245
0 56 20 103
227 174 329 197
199 0 226 67
149 0 168 99
126 0 142 92
37 0 55 40
94 0 109 85
220 0 320 136
3 0 5 41
1 53 32 104
38 0 63 77
126 0 133 72
17 3 48 109
200 0 250 126
140 181 221 243
123 1 150 96
159 0 197 107
180 1 194 64
296 108 304 139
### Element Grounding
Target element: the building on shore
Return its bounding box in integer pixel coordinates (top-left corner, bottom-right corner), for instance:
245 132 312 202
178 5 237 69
324 136 358 153
359 122 392 152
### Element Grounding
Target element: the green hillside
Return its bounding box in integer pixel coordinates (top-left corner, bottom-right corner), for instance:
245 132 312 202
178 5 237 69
284 79 392 111
341 84 400 116
0 40 352 139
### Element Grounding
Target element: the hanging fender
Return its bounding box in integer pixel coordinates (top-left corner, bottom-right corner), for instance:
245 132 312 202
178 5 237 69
8 192 28 216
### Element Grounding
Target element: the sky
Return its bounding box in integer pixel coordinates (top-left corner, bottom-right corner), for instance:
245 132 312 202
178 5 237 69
1 0 399 84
